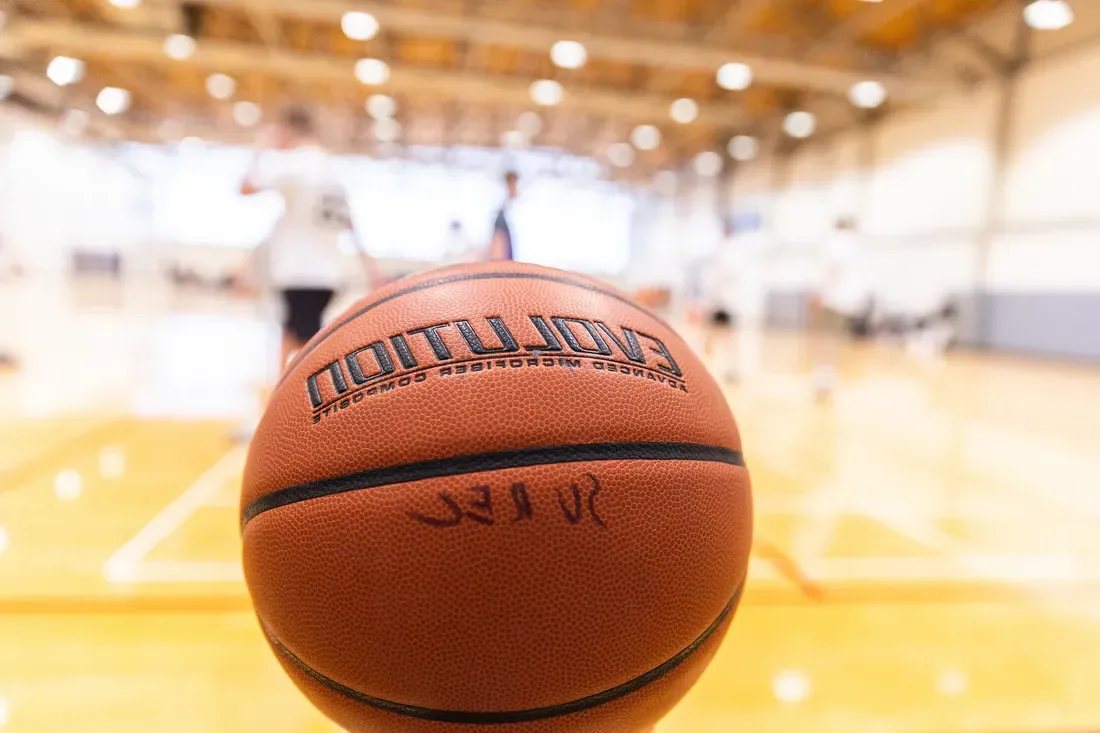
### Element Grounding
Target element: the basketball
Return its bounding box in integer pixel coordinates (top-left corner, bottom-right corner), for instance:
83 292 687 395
240 261 752 732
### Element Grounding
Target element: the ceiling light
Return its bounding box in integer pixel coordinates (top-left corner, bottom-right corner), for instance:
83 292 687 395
716 62 753 91
783 110 817 138
205 73 236 100
342 11 380 41
373 117 401 143
109 0 141 7
517 111 543 136
366 93 396 120
631 124 661 151
164 34 196 60
232 101 262 127
551 40 587 69
530 79 564 106
501 130 528 149
670 98 699 124
0 75 12 101
693 151 723 177
355 58 390 85
850 80 887 108
47 56 85 86
608 142 635 168
96 87 131 115
1024 0 1074 30
728 135 759 161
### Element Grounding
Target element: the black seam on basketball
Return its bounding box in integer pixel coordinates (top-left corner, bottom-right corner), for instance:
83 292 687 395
278 271 674 387
260 578 744 725
241 442 745 529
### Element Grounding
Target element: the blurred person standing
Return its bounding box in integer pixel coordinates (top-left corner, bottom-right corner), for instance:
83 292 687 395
238 105 380 372
810 216 872 401
486 170 519 261
701 219 767 382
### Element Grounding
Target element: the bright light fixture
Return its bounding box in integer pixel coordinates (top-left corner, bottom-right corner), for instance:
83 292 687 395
1024 0 1074 30
717 62 753 91
47 56 85 86
96 87 131 115
608 142 635 168
850 80 887 109
670 98 699 124
631 124 661 151
233 101 262 127
530 79 564 106
164 34 196 60
693 151 723 177
109 0 141 7
355 58 390 85
0 74 12 101
205 73 236 100
783 110 817 138
551 40 587 69
366 94 397 120
517 111 543 136
342 11 380 40
728 135 759 161
373 117 401 143
0 526 8 555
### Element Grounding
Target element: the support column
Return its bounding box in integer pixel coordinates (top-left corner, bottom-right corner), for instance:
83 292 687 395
972 11 1031 348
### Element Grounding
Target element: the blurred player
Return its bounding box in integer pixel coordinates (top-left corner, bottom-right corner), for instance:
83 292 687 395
810 216 872 401
701 219 766 382
238 106 379 372
486 170 519 261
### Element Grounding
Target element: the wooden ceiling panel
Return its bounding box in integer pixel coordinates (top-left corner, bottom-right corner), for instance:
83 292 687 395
394 37 458 67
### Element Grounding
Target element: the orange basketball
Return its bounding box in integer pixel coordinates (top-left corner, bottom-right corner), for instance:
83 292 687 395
241 261 752 732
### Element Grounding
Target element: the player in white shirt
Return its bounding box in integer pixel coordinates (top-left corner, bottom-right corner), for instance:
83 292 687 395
811 216 872 400
238 106 380 372
701 221 767 382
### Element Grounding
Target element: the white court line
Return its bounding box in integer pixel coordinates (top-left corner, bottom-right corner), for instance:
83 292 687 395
132 561 245 583
102 446 246 583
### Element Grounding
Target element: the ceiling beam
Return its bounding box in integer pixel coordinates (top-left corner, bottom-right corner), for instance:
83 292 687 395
153 0 931 98
811 0 928 49
0 19 754 128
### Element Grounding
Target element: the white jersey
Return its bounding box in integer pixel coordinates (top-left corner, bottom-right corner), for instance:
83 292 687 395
704 235 767 320
819 229 871 316
252 145 351 289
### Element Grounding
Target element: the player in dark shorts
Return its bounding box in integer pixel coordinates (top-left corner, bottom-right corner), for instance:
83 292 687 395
488 170 519 261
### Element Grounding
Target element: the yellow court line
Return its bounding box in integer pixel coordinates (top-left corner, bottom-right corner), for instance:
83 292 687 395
102 446 247 584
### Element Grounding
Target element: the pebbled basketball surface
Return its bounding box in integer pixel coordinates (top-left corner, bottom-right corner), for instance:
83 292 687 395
241 261 753 732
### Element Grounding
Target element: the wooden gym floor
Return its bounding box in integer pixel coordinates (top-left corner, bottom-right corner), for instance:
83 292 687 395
1 278 1099 733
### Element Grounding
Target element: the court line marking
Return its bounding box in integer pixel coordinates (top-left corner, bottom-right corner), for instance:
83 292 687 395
102 446 246 583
